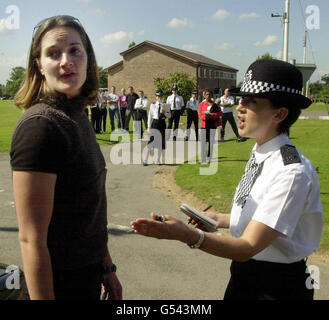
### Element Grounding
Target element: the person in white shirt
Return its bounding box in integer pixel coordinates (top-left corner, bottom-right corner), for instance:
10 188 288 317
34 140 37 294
219 88 246 142
107 86 121 132
131 59 323 300
166 84 184 141
134 90 148 139
184 90 199 141
144 90 171 165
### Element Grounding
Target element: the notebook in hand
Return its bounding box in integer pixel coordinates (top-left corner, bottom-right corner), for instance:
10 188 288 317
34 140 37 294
180 203 218 232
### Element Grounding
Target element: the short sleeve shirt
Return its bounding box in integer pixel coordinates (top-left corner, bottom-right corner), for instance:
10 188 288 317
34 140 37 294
10 103 108 270
166 94 184 110
230 134 323 263
219 95 234 113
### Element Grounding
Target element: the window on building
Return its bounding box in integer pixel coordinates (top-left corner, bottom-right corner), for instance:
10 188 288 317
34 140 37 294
198 67 201 78
209 70 212 79
204 69 207 78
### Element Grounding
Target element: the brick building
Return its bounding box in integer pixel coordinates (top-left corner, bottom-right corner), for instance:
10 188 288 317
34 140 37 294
106 40 238 101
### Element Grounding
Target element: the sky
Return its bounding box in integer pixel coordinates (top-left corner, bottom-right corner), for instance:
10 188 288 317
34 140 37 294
0 0 328 85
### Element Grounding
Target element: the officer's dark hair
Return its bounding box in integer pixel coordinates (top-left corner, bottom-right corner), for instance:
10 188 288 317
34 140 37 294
267 94 301 135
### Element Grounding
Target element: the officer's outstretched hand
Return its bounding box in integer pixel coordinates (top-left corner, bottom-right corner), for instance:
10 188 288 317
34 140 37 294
131 213 195 243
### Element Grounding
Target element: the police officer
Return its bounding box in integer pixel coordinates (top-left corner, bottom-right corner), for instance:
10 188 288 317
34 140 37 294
131 59 323 300
166 84 184 141
184 90 199 141
144 90 171 165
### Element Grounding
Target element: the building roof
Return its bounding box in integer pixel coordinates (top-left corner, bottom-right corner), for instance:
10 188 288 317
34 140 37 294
107 40 238 72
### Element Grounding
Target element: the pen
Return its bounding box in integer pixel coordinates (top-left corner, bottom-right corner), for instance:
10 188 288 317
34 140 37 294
203 205 212 212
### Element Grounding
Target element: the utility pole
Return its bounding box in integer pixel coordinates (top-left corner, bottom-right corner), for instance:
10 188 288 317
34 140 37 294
303 30 307 64
271 0 290 61
283 0 290 62
303 30 310 97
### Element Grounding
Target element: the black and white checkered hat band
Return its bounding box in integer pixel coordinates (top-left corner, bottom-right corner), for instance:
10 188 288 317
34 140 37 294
241 80 302 95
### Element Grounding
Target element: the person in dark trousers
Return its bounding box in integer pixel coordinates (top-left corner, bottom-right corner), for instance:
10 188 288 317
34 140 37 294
90 100 101 133
124 86 139 132
184 90 199 141
131 59 323 300
134 90 148 139
143 90 171 165
166 84 184 141
219 88 246 142
11 15 122 300
198 90 222 163
99 90 108 133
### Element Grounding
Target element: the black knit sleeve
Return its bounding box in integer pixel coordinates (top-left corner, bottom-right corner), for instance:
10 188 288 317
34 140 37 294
10 115 67 174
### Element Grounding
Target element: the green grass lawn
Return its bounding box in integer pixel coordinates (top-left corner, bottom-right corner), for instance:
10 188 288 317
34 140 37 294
307 102 329 112
175 120 329 252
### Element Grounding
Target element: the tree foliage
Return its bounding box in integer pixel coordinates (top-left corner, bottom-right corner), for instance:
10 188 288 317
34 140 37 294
98 66 108 89
153 72 196 104
257 53 274 60
128 41 136 48
5 66 26 97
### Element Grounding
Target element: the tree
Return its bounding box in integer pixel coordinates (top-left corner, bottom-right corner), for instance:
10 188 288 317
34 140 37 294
98 66 108 89
5 66 26 97
0 84 5 97
309 81 323 96
321 74 329 85
128 41 136 48
257 53 273 60
154 72 196 104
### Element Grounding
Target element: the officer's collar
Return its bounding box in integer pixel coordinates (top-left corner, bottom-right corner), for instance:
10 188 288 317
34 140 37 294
253 134 291 164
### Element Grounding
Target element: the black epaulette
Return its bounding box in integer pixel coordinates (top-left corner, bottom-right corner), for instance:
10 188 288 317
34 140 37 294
280 144 301 166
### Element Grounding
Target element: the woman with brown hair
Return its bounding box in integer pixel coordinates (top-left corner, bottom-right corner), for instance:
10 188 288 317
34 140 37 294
11 16 122 300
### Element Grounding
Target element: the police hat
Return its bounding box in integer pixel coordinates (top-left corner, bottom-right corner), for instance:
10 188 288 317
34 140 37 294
229 59 312 109
155 90 163 96
172 84 178 91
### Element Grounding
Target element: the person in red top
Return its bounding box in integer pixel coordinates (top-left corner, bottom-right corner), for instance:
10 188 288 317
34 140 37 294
198 89 222 163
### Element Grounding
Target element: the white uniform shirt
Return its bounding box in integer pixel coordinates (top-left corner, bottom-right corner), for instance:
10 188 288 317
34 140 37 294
186 98 199 111
147 102 171 128
219 95 234 113
230 134 323 263
166 94 184 110
134 97 149 111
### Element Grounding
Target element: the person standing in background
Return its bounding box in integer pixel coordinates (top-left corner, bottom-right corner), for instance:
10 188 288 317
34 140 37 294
125 86 139 132
219 88 246 143
90 99 101 133
167 84 184 141
144 90 171 165
134 90 148 139
107 86 121 132
99 90 108 133
198 90 222 163
184 90 199 141
119 88 127 131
